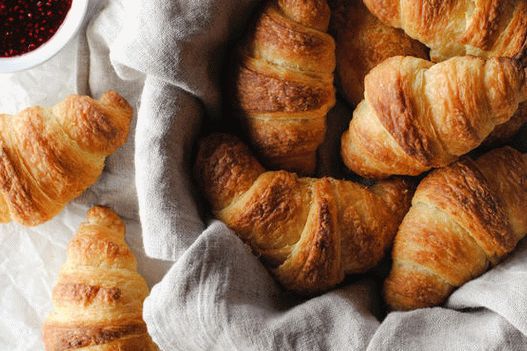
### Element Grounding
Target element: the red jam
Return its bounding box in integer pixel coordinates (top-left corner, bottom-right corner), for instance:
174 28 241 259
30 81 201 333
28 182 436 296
0 0 73 57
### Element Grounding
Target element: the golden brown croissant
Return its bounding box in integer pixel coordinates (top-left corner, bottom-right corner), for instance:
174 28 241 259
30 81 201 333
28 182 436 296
42 206 158 350
341 56 527 179
195 133 413 294
385 147 527 310
231 0 336 175
363 0 527 63
331 0 428 106
0 91 132 226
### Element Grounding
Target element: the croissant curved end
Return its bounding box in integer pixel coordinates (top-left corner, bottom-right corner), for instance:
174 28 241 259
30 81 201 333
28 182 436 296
86 205 126 234
277 0 331 31
99 90 133 114
384 263 454 311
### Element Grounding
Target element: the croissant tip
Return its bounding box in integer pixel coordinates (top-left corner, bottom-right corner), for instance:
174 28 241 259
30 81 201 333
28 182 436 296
100 90 133 115
86 206 125 231
197 133 243 159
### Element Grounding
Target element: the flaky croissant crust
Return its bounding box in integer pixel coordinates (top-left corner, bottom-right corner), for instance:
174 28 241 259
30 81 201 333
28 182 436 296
42 206 158 351
195 133 413 294
385 147 527 310
0 91 132 226
364 0 527 63
232 0 336 175
341 56 527 179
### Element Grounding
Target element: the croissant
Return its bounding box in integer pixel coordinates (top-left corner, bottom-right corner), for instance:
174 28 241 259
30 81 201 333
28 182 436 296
363 0 527 63
195 133 413 294
0 91 132 226
385 147 527 310
341 56 527 179
231 0 336 175
482 101 527 148
331 0 428 106
42 206 158 350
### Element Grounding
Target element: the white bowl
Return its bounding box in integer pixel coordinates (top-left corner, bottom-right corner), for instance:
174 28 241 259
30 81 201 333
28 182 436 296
0 0 88 73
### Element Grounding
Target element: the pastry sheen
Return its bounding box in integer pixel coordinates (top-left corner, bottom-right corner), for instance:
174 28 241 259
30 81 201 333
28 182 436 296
0 91 132 226
231 0 336 175
42 206 158 350
341 56 527 179
385 147 527 310
364 0 527 63
195 133 413 294
360 0 527 145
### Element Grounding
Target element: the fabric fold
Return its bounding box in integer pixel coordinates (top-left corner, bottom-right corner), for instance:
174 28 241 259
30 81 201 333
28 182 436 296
134 77 204 260
143 221 380 351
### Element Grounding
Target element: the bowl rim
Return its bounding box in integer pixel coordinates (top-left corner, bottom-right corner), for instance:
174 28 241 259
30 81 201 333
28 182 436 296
0 0 89 74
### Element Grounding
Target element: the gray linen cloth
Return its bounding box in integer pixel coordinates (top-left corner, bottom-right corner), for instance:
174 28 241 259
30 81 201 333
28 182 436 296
48 0 527 350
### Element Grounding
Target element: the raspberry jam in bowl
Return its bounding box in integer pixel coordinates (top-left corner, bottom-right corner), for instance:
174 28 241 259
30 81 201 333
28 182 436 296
0 0 88 73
